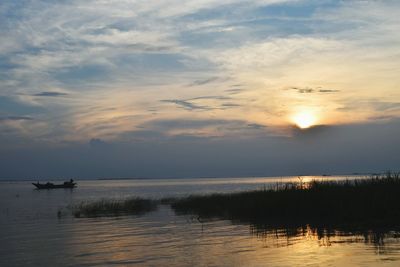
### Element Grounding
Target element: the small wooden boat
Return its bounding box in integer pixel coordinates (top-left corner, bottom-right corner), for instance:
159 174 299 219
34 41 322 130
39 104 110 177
32 180 77 189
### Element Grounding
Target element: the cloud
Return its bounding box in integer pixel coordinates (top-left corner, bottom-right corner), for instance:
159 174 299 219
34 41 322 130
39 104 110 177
190 77 220 86
369 102 400 112
225 88 243 95
291 87 314 94
161 95 235 111
291 124 331 137
0 116 33 122
143 118 239 130
33 92 69 97
135 118 269 139
89 138 109 148
161 99 210 110
189 95 231 100
1 119 400 179
319 89 340 93
0 0 399 144
0 96 44 115
338 100 400 112
247 123 266 129
208 37 345 72
368 115 398 121
289 87 340 94
221 103 241 107
120 130 166 141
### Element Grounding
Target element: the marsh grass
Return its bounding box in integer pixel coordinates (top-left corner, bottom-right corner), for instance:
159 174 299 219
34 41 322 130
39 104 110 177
71 197 158 218
68 172 400 227
166 172 400 227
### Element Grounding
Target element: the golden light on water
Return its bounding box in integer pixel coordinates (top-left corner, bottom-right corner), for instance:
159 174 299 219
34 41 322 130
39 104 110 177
292 111 317 129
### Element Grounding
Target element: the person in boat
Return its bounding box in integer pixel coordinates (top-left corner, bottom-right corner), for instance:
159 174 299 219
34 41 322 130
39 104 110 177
64 179 74 185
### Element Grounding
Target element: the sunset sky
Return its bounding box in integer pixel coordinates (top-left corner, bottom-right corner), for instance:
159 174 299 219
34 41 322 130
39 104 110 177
1 0 399 179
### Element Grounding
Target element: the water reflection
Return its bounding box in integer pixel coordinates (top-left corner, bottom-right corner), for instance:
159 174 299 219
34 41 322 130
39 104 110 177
250 224 400 251
63 209 400 267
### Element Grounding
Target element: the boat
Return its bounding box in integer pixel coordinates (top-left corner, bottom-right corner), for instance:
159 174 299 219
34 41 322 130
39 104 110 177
32 180 77 189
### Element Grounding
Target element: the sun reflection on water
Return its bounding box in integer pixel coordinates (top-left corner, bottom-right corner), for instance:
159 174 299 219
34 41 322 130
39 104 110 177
64 207 400 267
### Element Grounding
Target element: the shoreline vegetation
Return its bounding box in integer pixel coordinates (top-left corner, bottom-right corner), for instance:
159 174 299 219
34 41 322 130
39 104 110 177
70 173 400 229
167 172 400 227
70 198 157 218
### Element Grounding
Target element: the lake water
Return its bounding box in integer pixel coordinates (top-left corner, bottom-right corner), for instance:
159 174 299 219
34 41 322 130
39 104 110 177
1 176 400 266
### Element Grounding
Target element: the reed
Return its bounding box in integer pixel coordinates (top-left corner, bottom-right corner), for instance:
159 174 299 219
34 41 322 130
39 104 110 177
71 197 157 218
166 172 400 227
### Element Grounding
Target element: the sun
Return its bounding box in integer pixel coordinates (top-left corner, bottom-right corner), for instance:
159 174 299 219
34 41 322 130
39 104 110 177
292 111 317 129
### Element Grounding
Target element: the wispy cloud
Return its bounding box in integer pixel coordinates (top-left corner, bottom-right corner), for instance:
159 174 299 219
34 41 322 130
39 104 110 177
161 99 210 111
1 0 400 178
161 95 235 111
0 0 399 143
319 89 340 93
134 118 269 139
0 116 33 122
221 103 241 108
291 87 314 94
189 95 231 101
289 87 340 94
225 88 244 95
190 77 220 86
33 92 69 97
338 100 400 112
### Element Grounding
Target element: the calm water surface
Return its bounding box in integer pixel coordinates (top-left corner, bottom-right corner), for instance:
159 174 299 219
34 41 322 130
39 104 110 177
1 176 400 266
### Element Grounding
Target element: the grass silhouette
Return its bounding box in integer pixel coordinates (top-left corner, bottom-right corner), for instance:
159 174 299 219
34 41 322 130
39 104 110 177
71 197 157 218
166 172 400 227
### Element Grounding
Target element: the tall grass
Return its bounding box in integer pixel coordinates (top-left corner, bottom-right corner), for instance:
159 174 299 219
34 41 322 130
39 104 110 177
71 197 157 218
167 172 400 228
69 172 400 227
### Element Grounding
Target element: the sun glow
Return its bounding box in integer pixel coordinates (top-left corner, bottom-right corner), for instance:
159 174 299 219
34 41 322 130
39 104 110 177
292 111 317 129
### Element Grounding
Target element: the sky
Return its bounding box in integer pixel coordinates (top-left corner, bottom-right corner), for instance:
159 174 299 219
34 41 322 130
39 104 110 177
0 0 399 179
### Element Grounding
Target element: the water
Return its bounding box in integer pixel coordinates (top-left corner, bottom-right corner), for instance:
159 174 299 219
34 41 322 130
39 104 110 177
1 176 400 266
